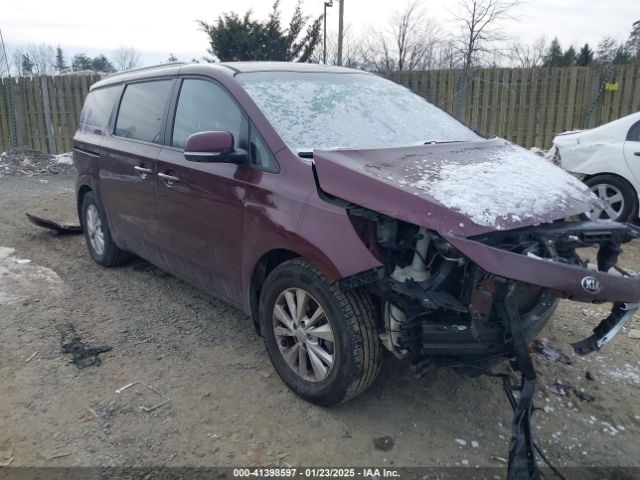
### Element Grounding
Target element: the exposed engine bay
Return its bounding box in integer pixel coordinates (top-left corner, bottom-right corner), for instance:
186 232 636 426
342 205 640 479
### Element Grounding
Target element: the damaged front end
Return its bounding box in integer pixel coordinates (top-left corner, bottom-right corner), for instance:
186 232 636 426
343 209 640 366
343 209 640 479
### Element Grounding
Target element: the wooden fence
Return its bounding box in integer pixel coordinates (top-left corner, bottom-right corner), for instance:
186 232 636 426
0 74 100 154
387 64 640 149
1 65 639 154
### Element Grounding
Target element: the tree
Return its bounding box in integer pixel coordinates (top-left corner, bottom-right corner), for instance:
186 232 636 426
596 36 618 64
112 46 141 71
92 54 115 73
575 43 593 66
21 53 34 76
542 37 564 66
167 53 178 62
198 0 322 62
612 45 632 65
72 53 93 71
26 43 55 75
626 21 640 63
450 0 522 70
55 46 67 73
562 45 577 66
509 36 546 68
359 0 440 72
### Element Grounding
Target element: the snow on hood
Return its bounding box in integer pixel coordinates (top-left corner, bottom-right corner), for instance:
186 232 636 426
313 139 599 235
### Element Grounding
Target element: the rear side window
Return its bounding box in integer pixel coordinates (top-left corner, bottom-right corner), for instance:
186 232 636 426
172 79 243 149
80 87 120 127
628 121 640 142
115 80 172 143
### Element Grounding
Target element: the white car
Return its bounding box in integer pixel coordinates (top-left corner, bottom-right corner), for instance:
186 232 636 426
553 111 640 222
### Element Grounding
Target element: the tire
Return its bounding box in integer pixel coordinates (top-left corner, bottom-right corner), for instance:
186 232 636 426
80 191 128 267
584 174 638 223
259 258 382 406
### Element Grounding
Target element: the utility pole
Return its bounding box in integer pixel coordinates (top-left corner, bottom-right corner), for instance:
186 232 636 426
337 0 344 66
323 1 333 64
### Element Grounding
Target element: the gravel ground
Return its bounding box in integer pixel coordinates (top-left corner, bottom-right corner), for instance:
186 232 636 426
1 172 640 477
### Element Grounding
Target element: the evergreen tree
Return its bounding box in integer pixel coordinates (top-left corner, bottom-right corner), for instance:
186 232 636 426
55 46 67 73
543 37 564 66
21 54 34 75
562 46 577 66
72 53 93 71
612 46 632 65
575 43 593 66
198 0 322 62
91 54 115 73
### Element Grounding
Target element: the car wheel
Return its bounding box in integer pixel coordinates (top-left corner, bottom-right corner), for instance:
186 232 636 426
81 192 129 267
259 258 382 406
584 174 638 223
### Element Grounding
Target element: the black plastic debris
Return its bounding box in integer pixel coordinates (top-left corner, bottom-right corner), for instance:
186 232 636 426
60 325 112 368
26 213 82 235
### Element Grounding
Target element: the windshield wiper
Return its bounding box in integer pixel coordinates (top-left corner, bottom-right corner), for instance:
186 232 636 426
423 140 465 145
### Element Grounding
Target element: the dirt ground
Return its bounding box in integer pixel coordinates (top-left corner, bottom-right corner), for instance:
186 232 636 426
1 171 640 476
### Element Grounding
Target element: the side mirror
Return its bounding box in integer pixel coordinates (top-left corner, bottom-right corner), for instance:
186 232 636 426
184 131 247 164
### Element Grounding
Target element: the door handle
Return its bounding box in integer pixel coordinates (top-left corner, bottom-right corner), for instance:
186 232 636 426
634 152 640 157
158 172 180 184
134 166 154 174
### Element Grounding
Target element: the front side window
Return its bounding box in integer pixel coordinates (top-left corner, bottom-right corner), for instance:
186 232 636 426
80 86 120 127
115 80 172 143
172 79 244 149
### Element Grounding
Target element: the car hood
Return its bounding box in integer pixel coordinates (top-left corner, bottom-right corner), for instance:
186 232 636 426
313 138 599 237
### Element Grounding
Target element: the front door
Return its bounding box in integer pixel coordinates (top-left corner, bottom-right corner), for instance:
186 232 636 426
155 78 248 304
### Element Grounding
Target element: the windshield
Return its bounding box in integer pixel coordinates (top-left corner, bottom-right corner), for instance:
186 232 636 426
238 71 482 153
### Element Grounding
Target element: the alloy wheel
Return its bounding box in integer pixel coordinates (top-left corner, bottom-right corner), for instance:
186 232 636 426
589 183 625 220
272 288 335 382
86 204 105 255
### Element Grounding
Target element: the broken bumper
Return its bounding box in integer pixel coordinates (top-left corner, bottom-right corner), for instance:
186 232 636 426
445 235 640 304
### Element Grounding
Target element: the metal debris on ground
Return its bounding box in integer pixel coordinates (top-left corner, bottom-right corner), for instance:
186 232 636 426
60 325 112 368
26 213 82 235
115 382 171 412
25 351 38 363
548 382 595 402
531 338 573 365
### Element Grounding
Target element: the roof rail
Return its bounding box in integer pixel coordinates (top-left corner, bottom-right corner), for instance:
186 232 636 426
105 61 187 79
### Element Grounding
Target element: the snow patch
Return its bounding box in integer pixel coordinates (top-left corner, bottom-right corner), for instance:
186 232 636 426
0 246 65 306
398 141 595 229
52 152 73 165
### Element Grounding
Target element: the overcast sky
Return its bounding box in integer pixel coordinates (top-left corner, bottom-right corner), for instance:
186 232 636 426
2 0 639 65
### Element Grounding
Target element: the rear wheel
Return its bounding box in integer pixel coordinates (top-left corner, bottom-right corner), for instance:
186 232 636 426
259 258 382 406
81 192 129 267
584 174 638 223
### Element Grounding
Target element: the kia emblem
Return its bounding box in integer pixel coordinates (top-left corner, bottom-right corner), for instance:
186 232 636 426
581 276 601 293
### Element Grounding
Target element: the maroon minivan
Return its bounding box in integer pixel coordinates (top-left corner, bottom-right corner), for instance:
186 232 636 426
74 62 640 412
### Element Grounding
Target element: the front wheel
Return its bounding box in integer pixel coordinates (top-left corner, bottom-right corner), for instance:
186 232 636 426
259 259 382 406
584 174 638 223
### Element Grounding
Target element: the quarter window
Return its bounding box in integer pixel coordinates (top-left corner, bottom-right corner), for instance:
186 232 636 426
115 80 172 143
172 79 243 149
627 121 640 142
80 86 120 128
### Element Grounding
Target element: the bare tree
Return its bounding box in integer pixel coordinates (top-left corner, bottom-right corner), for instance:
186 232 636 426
509 36 546 68
360 0 440 72
112 46 141 71
26 43 56 75
311 26 360 67
450 0 522 70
